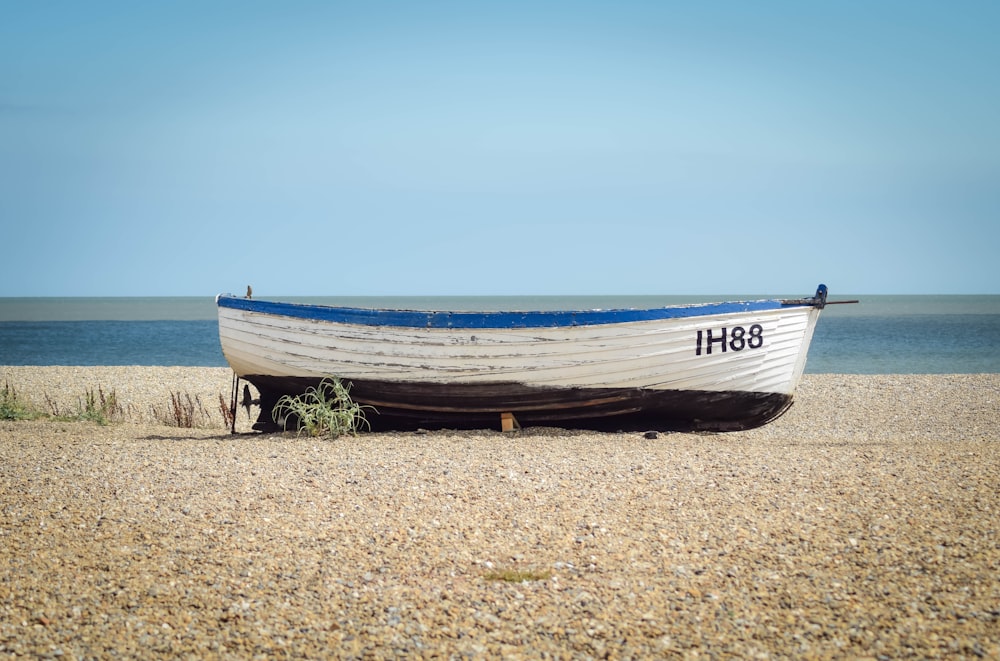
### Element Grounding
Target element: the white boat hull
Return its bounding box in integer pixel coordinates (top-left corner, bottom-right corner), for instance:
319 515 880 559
217 292 826 431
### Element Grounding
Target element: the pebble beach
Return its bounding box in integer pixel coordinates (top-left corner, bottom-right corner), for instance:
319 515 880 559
2 367 998 659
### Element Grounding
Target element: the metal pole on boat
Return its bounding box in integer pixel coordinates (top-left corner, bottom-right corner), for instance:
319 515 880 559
780 284 859 308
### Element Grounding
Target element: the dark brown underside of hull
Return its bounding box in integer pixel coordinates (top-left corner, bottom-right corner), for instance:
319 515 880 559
242 375 794 433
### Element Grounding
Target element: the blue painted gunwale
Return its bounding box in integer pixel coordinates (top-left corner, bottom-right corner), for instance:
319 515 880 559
217 295 811 330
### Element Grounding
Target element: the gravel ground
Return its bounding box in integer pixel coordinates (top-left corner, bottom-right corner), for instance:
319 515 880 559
2 368 999 659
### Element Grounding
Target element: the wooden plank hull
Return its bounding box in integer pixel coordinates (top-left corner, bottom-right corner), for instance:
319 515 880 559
239 374 793 431
216 291 826 432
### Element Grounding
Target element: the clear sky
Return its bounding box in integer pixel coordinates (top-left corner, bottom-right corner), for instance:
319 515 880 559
2 1 998 297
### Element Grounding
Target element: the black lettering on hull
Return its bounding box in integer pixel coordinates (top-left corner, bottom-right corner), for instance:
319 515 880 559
696 324 764 355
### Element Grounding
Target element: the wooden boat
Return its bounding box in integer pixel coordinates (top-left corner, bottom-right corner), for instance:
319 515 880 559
217 285 846 432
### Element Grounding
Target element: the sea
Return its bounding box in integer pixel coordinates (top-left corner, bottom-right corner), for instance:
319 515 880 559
1 295 999 374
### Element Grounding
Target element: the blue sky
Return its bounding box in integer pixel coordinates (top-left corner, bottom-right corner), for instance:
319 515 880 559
2 1 998 296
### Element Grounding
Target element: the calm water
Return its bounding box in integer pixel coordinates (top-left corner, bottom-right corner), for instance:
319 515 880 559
1 295 998 373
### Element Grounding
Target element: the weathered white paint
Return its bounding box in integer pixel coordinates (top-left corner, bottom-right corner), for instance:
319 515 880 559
218 304 821 396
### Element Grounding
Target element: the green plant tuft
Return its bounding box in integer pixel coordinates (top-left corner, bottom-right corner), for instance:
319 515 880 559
272 377 374 438
3 382 123 425
1 381 38 421
76 387 121 426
